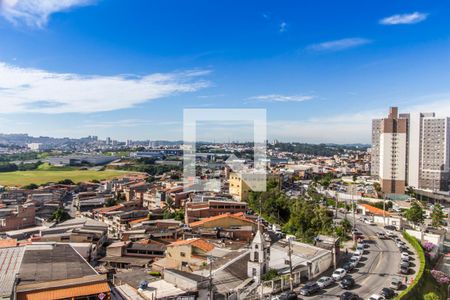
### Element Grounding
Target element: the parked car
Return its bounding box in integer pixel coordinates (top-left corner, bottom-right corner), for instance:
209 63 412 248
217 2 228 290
401 252 409 260
339 275 355 289
399 245 408 252
332 268 347 281
340 292 359 300
390 277 402 290
356 244 365 252
342 262 355 272
368 294 386 300
384 225 397 231
401 256 410 262
380 288 396 299
350 256 360 266
316 276 334 288
400 260 410 268
400 265 410 274
277 291 298 300
299 282 321 296
353 250 363 260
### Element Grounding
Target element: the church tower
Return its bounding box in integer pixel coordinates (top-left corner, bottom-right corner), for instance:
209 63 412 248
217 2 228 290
247 229 270 282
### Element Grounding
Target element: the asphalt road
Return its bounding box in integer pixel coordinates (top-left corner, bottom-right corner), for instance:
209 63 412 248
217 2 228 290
298 216 418 299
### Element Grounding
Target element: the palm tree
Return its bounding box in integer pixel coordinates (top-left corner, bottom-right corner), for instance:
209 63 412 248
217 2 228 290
163 197 176 213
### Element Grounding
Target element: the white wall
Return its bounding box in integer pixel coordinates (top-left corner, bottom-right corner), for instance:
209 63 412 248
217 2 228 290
408 113 421 188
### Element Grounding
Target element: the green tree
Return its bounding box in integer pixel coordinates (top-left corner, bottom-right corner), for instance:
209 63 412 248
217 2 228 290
50 208 71 223
340 218 352 233
373 182 382 198
405 201 425 225
431 204 445 228
163 197 176 213
23 183 39 190
105 198 118 207
424 292 441 300
58 179 75 185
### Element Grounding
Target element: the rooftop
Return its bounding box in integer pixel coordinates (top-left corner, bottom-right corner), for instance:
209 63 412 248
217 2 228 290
18 244 97 286
0 246 25 298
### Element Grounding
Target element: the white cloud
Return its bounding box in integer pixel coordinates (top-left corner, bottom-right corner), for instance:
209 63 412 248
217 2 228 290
307 38 371 52
279 21 287 32
379 12 428 25
0 0 95 27
0 62 210 114
248 94 314 103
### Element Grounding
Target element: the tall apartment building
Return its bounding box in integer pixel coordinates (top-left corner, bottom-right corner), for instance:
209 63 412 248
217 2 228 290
408 113 450 191
371 107 450 194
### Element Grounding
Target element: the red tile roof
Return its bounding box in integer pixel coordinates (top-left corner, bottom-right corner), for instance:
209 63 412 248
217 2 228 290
169 238 215 252
360 204 392 217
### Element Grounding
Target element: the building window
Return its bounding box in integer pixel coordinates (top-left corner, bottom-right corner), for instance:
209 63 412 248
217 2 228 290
180 252 186 257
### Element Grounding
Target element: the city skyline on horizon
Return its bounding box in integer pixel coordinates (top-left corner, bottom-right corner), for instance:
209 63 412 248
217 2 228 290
1 1 450 143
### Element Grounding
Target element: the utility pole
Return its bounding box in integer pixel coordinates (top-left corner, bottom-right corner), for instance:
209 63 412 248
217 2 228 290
352 185 356 230
208 255 213 300
383 195 386 227
288 238 294 291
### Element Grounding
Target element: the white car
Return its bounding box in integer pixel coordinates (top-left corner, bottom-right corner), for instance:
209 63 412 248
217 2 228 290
354 249 363 258
316 276 334 288
332 268 347 281
356 244 365 252
401 252 409 260
368 294 386 300
350 256 359 266
364 219 375 225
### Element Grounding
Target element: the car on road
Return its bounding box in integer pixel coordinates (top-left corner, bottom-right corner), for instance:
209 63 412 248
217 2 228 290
299 282 320 296
399 245 408 252
400 265 410 274
400 260 409 268
368 294 386 300
376 232 386 239
396 241 406 248
339 275 355 289
342 262 355 273
350 256 360 265
316 276 334 288
353 250 363 260
401 252 409 259
356 242 365 250
332 268 347 281
380 288 396 299
340 292 359 300
390 277 402 290
273 291 298 300
364 219 375 225
350 255 361 267
384 225 397 231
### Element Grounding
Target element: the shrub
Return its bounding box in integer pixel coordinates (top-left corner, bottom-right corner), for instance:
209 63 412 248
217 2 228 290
430 270 450 285
396 231 426 300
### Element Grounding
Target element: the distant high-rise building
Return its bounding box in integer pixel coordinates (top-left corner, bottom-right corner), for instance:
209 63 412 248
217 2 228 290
371 107 450 194
106 137 111 145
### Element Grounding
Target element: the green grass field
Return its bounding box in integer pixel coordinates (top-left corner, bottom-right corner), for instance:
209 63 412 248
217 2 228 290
0 168 136 187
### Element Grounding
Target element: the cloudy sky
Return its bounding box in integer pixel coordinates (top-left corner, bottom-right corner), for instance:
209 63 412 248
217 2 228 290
1 0 450 143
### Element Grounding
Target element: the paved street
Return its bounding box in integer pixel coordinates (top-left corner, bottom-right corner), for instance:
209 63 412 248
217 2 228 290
297 217 419 299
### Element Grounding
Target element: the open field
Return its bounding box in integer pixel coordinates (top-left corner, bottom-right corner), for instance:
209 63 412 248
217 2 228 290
0 169 136 187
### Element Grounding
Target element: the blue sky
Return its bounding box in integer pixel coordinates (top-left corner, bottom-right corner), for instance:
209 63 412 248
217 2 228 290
1 0 450 143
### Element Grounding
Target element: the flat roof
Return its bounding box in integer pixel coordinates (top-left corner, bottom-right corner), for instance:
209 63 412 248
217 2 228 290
0 246 25 298
18 244 97 286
